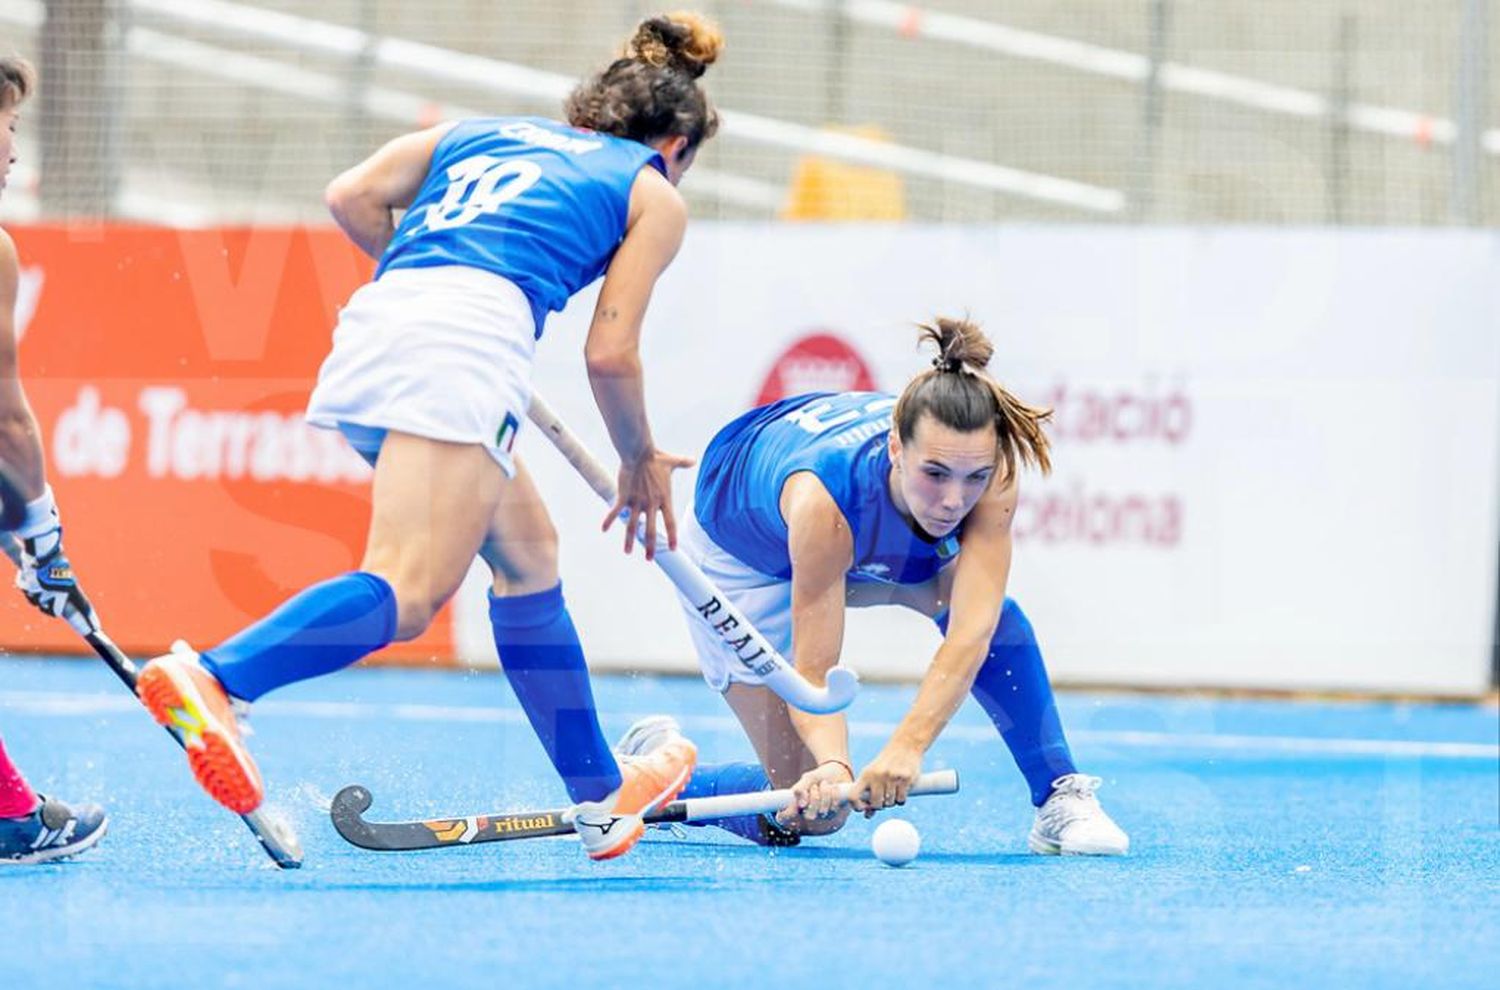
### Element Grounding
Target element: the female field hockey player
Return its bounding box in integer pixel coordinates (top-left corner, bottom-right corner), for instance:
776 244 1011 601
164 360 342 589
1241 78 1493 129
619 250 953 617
0 54 108 863
620 318 1128 854
138 13 724 860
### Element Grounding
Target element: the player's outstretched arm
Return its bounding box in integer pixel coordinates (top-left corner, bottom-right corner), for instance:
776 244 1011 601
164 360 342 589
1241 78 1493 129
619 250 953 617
777 474 859 821
325 123 455 260
586 167 690 558
849 482 1019 815
0 229 97 633
0 227 44 500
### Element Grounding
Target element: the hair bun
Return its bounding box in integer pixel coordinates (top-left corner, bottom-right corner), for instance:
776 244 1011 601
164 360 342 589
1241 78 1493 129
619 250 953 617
0 54 36 108
627 11 724 79
920 316 994 373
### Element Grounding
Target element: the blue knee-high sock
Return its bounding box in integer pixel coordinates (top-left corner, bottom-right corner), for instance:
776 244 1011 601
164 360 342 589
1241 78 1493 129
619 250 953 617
938 599 1076 806
489 584 621 803
201 571 397 703
682 761 770 799
682 761 776 843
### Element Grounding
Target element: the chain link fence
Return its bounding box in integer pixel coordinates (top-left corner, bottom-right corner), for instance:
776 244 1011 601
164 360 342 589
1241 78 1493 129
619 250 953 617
0 0 1494 224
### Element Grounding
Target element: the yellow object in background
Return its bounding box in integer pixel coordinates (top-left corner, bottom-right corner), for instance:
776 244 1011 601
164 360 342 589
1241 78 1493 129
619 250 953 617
782 126 906 220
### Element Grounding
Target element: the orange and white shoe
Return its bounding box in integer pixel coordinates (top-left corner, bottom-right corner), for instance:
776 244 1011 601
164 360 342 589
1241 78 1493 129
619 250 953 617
137 644 264 815
567 726 696 861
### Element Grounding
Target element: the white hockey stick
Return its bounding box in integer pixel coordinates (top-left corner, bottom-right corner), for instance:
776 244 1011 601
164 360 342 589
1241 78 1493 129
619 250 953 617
674 768 959 821
526 391 859 714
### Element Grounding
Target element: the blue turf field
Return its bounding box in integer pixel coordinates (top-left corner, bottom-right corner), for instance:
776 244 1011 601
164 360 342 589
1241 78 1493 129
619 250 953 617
1 656 1496 989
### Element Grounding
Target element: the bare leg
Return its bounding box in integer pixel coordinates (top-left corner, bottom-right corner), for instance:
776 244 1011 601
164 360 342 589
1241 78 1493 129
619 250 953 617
198 431 514 700
477 456 559 596
360 432 508 640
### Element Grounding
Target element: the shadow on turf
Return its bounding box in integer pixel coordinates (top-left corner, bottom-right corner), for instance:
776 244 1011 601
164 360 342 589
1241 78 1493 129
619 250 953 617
642 840 1038 867
305 843 1036 892
306 876 729 894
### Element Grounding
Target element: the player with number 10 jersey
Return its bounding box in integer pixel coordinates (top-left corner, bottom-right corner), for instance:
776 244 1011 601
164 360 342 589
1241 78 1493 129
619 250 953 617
137 12 724 863
375 116 667 337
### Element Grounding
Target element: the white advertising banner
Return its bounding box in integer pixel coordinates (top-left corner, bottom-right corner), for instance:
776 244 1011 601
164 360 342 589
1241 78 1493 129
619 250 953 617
454 227 1500 695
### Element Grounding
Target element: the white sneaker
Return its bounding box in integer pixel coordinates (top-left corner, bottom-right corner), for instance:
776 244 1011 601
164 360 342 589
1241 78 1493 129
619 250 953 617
613 714 683 759
1029 773 1129 856
568 719 696 861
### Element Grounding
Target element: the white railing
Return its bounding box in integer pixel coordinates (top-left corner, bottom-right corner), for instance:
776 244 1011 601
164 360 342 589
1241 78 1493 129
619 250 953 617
782 0 1500 156
0 0 782 217
125 0 1123 214
4 0 1487 222
1 0 1125 215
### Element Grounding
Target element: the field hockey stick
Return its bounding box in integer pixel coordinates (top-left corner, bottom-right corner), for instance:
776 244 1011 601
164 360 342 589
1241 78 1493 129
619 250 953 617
526 391 859 715
331 768 959 851
1 534 304 868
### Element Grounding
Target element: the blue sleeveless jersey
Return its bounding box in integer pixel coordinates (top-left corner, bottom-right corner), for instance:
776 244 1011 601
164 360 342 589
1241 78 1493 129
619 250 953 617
695 392 963 583
375 117 665 336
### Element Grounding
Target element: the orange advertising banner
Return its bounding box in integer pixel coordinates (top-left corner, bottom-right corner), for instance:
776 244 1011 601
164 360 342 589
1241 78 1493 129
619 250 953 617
1 224 456 664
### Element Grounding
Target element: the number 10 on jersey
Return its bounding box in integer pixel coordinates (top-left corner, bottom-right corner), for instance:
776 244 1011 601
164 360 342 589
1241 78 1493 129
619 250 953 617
426 155 542 232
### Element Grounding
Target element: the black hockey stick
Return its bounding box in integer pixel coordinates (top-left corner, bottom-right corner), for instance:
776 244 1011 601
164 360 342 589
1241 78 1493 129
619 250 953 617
331 769 960 852
2 536 303 868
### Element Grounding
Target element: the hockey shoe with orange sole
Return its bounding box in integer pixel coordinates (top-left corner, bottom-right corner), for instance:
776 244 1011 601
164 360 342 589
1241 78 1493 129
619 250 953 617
568 729 696 861
137 643 264 815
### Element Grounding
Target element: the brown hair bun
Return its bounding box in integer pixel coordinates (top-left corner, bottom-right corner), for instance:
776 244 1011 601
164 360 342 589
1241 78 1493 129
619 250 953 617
627 11 724 79
0 55 36 110
921 316 995 374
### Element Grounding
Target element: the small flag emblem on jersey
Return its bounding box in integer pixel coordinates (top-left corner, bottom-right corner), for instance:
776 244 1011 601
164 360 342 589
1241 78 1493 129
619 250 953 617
937 535 959 559
495 412 520 454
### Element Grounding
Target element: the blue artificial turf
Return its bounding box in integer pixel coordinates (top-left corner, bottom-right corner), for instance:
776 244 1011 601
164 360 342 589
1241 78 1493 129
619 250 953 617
0 656 1495 989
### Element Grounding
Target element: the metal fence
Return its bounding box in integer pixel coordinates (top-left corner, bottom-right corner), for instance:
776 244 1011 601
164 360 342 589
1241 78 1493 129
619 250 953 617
0 0 1494 224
